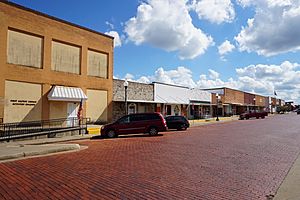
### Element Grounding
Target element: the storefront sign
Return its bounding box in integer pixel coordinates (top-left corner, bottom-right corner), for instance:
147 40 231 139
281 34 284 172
10 99 37 106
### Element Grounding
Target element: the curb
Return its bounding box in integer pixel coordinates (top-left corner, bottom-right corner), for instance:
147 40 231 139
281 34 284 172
0 144 80 162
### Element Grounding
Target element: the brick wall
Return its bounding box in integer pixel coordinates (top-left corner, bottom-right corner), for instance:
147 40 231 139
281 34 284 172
224 88 244 104
0 1 114 122
112 102 155 122
244 93 255 105
255 95 265 107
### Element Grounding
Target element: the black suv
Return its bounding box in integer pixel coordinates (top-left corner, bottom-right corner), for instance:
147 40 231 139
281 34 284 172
165 115 190 131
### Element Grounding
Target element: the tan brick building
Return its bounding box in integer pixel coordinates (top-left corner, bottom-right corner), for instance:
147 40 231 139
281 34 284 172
0 1 114 123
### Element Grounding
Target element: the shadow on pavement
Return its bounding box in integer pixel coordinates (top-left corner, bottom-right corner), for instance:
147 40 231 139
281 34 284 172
90 134 163 140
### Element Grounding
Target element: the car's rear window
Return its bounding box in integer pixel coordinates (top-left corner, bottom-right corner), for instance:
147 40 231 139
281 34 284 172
167 116 185 121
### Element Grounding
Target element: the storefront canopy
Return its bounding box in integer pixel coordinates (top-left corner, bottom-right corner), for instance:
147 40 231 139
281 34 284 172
47 86 88 102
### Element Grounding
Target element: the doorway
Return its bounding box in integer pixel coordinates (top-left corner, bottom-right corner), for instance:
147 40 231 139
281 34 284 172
67 102 78 126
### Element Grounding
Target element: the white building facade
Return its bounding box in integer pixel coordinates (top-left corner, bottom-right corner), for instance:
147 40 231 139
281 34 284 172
153 82 212 119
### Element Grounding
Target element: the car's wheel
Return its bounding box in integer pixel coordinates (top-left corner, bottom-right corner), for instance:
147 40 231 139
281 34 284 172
246 116 249 120
256 116 259 119
177 124 187 131
149 127 158 136
107 130 117 138
261 116 265 119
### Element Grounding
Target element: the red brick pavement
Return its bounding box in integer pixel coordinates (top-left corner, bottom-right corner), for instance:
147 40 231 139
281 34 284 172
1 114 300 200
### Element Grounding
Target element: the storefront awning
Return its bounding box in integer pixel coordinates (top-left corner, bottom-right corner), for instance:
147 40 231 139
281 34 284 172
47 86 88 102
155 95 189 104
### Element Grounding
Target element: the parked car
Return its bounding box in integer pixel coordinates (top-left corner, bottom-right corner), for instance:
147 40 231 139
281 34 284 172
101 113 167 138
239 110 268 120
165 115 190 130
297 109 300 115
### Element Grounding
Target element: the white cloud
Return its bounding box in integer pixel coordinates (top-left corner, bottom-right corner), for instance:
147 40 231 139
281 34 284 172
121 61 300 103
235 0 300 56
105 21 114 29
196 74 239 89
237 0 292 8
152 67 197 87
218 40 235 56
235 61 300 101
105 31 122 47
124 0 213 59
137 76 151 83
191 0 235 24
208 69 220 79
124 73 134 81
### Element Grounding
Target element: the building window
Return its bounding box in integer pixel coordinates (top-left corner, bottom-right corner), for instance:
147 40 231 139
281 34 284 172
87 50 108 78
128 103 136 114
51 41 80 74
7 30 43 68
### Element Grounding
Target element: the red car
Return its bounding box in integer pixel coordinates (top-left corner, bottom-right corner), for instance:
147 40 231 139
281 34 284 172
239 110 268 120
101 113 167 138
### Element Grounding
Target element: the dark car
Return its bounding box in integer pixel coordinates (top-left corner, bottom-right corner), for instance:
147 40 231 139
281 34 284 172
165 115 190 130
101 112 167 138
297 109 300 115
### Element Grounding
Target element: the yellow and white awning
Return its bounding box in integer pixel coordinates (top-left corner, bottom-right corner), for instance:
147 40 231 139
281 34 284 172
47 86 87 102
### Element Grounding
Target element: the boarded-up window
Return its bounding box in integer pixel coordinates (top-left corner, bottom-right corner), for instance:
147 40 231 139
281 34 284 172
4 80 42 123
7 30 42 68
51 41 80 74
87 50 108 78
86 89 107 122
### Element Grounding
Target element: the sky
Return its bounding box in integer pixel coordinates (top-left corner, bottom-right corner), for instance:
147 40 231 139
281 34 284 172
10 0 300 104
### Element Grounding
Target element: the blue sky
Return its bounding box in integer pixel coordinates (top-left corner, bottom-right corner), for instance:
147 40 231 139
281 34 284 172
10 0 300 104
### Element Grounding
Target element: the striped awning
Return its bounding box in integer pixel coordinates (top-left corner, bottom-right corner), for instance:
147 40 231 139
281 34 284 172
47 86 88 102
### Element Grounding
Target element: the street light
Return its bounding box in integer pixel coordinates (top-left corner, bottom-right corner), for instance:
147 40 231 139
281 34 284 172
216 93 220 121
124 80 128 115
253 97 256 111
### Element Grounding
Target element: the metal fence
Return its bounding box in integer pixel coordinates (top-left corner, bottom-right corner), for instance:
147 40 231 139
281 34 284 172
0 117 89 141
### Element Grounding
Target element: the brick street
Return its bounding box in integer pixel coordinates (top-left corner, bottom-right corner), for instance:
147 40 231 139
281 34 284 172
1 114 300 200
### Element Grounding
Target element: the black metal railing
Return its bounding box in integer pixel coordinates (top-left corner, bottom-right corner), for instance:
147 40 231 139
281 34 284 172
0 117 90 141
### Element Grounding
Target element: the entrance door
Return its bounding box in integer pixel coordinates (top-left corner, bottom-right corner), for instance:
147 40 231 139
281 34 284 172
67 103 77 126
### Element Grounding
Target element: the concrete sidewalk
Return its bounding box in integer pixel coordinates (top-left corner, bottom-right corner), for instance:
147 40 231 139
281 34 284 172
189 116 240 126
273 152 300 200
0 134 92 162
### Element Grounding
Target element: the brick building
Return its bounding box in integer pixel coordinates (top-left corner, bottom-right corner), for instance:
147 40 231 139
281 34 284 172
0 1 114 123
206 87 269 116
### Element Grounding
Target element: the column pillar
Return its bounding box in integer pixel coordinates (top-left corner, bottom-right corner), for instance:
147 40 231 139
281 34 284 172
0 25 7 122
42 84 51 120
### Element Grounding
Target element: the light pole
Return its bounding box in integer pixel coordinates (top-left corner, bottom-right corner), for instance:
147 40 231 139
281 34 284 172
124 80 128 115
216 93 220 121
